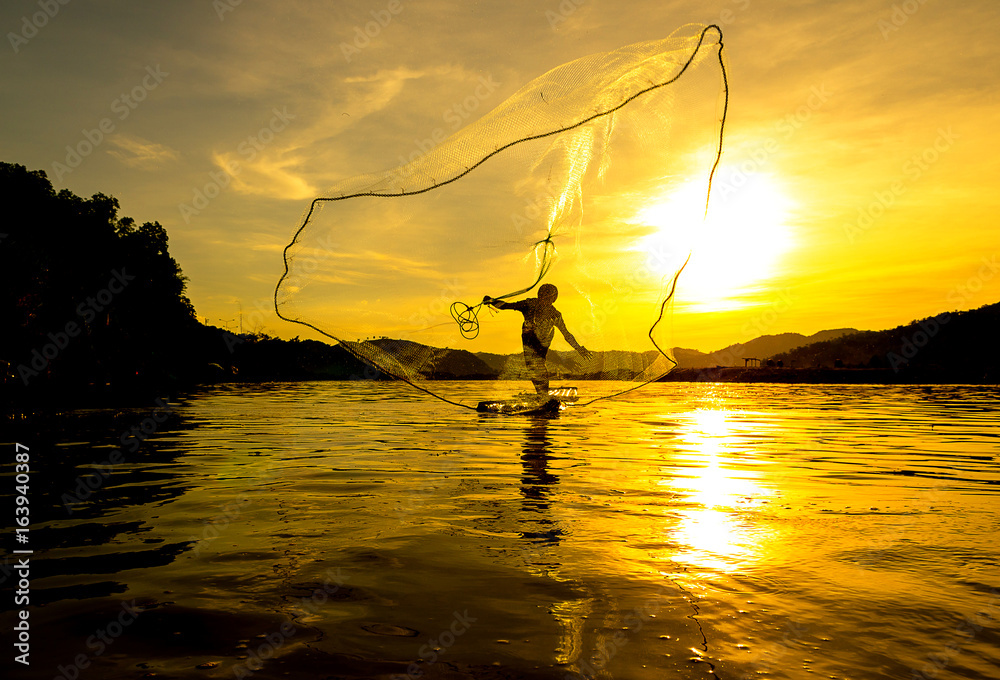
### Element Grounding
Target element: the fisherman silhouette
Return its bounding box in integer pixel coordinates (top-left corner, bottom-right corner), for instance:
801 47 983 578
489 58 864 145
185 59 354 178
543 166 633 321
484 283 592 395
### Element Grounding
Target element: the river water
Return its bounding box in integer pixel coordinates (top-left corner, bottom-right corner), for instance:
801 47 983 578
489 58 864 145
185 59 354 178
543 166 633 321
6 382 1000 680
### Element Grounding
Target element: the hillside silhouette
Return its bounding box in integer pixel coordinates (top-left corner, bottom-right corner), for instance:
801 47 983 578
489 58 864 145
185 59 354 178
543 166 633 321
770 303 999 380
671 328 860 369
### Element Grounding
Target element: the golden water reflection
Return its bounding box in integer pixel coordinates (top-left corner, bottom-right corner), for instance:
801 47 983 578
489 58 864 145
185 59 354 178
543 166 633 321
663 409 774 574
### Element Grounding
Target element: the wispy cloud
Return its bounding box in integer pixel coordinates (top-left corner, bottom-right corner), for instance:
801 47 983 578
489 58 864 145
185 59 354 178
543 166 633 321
208 65 475 199
211 149 315 200
107 134 180 168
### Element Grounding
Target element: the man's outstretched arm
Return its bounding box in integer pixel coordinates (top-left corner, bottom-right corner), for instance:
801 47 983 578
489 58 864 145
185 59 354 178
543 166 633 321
483 296 528 312
555 314 592 359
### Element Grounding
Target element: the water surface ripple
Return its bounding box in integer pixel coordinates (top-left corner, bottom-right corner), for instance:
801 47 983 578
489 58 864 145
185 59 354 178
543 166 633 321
8 382 1000 680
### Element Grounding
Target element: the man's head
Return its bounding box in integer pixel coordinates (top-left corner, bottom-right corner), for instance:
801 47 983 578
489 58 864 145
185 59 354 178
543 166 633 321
538 283 558 304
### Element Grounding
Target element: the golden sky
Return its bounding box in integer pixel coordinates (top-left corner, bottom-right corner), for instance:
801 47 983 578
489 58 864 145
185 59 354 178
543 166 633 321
3 0 998 352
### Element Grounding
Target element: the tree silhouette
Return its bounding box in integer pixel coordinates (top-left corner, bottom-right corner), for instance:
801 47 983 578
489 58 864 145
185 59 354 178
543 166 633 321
1 162 199 399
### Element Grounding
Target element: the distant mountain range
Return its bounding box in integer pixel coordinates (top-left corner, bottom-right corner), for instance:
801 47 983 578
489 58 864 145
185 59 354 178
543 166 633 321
222 300 998 385
405 328 866 378
671 328 860 369
771 302 999 373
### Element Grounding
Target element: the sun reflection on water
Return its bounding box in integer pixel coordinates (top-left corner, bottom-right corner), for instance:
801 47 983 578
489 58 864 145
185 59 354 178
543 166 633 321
664 409 773 574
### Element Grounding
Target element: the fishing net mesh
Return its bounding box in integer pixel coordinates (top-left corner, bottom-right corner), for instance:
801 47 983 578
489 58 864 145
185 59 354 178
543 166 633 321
276 24 727 408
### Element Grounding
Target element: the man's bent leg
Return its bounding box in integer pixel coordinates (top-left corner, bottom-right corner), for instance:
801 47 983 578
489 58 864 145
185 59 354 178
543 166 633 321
522 333 550 395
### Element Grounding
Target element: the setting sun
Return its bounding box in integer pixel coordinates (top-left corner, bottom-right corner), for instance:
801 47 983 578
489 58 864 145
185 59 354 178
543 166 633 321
634 171 795 312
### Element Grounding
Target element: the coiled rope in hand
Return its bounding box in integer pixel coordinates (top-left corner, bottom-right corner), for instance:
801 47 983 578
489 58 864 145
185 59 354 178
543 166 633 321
449 237 556 340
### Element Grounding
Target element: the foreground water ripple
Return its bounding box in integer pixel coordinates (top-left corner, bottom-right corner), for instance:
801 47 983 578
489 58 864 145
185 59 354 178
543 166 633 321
4 381 999 679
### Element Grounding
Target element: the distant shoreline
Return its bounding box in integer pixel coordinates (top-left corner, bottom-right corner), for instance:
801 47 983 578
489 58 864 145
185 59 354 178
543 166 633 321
660 366 997 384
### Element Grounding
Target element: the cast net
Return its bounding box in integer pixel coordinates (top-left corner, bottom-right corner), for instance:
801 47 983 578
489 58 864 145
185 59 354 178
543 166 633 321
275 23 728 409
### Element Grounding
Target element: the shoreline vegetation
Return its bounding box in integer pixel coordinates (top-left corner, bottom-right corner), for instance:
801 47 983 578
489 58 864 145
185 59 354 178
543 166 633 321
3 161 998 409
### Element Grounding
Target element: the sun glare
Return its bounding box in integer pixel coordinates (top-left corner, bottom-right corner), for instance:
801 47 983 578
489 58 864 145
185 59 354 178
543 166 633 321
634 172 795 312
